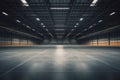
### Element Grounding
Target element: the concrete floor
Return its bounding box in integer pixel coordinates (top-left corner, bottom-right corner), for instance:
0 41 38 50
0 45 120 80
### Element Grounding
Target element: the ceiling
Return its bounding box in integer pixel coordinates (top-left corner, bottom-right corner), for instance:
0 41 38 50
0 0 120 43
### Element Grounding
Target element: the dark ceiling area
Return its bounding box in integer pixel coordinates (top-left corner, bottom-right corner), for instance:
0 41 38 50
0 0 120 44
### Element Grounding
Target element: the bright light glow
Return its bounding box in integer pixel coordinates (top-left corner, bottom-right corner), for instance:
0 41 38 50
26 25 31 29
43 25 45 27
50 7 70 10
55 45 65 67
76 23 79 25
46 29 48 31
90 0 98 6
21 0 29 6
74 25 77 27
89 25 93 28
36 18 40 21
98 20 103 23
80 18 84 21
32 29 36 31
41 23 44 25
109 12 116 16
2 12 8 16
16 20 21 23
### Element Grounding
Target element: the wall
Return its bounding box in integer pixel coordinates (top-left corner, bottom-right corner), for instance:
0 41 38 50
77 29 120 46
0 28 41 46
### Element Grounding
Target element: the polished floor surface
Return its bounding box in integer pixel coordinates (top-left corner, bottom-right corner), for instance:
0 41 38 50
0 45 120 80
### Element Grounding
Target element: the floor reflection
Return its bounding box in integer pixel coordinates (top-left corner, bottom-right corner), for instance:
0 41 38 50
0 45 120 80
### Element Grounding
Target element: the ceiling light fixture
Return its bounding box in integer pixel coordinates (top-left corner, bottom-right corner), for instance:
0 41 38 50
50 7 70 10
21 0 29 6
43 25 45 27
72 29 74 31
2 12 8 16
41 23 44 25
89 25 93 28
46 29 48 31
32 29 36 31
80 18 84 21
16 20 21 23
26 25 31 29
98 20 103 23
36 18 40 21
74 25 77 27
76 23 79 25
84 29 87 31
90 0 98 6
109 12 116 16
55 29 64 30
49 33 54 37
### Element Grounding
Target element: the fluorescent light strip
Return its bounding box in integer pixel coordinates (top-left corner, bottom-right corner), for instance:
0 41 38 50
98 20 103 23
26 25 31 29
74 25 77 27
89 25 93 29
50 7 70 10
36 18 40 21
72 29 74 31
46 29 48 31
90 0 98 6
41 23 44 25
21 0 29 6
76 23 79 25
16 20 21 23
2 12 8 16
43 25 45 27
49 33 54 37
80 18 84 21
109 12 116 16
32 29 35 31
55 29 64 30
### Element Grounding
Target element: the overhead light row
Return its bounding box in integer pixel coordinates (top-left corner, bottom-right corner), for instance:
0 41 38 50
83 11 116 31
35 16 53 37
88 19 103 29
35 17 46 28
16 19 37 32
45 28 54 38
74 18 84 28
69 17 84 37
1 11 46 37
50 7 70 10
